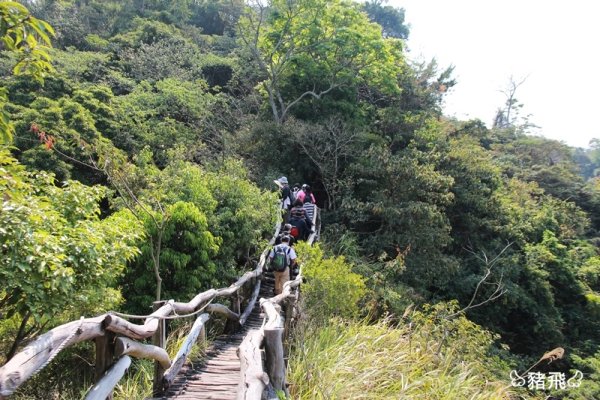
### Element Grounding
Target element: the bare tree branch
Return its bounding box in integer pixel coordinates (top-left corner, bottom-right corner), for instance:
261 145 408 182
447 242 513 319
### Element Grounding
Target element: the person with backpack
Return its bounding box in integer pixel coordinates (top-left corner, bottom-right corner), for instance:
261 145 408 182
268 235 297 295
274 176 294 222
289 199 312 240
297 184 316 204
275 223 296 247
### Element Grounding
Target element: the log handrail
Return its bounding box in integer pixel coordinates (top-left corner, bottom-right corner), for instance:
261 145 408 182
162 313 210 389
114 338 171 369
0 202 315 400
85 356 132 400
0 316 106 397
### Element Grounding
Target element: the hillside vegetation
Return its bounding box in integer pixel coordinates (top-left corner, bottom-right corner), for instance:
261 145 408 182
1 0 600 398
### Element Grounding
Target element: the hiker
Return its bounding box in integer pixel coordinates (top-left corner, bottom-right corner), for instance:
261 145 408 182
274 176 293 208
292 183 301 203
268 235 297 295
274 176 293 221
289 199 312 240
296 184 316 204
275 223 296 246
302 195 316 226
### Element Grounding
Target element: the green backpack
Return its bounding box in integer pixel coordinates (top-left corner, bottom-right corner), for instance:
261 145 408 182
271 245 290 272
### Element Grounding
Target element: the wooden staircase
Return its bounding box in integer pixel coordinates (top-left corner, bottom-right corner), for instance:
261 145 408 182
151 277 275 400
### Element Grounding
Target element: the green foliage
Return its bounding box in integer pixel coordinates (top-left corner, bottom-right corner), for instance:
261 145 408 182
122 200 219 312
295 242 366 320
363 0 410 39
120 157 276 312
239 0 405 123
190 0 243 35
0 2 54 78
1 1 54 143
342 123 457 290
562 350 600 400
493 136 583 198
579 256 600 291
0 149 141 355
114 78 218 166
10 89 109 182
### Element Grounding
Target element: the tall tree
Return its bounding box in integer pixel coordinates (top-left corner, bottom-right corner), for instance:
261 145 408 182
237 0 404 124
362 0 409 39
492 76 537 134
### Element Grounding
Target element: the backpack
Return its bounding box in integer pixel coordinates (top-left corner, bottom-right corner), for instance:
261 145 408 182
282 185 294 209
270 245 290 272
289 226 300 239
291 188 299 204
289 217 307 240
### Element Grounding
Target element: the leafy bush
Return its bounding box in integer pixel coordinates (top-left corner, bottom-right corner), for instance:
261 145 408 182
295 242 366 320
120 157 276 312
121 201 220 313
0 149 142 359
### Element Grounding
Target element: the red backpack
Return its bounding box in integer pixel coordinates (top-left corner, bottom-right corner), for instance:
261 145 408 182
290 226 300 238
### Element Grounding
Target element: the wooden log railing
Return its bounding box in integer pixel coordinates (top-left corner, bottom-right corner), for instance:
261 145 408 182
0 203 318 400
0 206 284 400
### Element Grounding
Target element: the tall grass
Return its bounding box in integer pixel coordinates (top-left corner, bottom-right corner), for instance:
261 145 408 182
288 317 535 400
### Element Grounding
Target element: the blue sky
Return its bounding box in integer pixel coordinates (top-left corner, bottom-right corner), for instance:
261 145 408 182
391 0 600 148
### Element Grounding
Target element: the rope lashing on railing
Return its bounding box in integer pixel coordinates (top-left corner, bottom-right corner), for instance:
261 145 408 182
106 297 214 320
32 316 85 378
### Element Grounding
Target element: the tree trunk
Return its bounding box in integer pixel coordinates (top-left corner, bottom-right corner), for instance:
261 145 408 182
6 311 31 361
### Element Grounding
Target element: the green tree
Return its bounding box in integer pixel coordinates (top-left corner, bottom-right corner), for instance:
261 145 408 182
1 1 54 143
122 201 219 313
0 150 141 360
238 0 404 124
362 0 409 39
342 121 456 292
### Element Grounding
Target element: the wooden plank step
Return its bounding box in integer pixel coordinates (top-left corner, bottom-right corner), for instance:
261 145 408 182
188 378 239 385
183 384 236 391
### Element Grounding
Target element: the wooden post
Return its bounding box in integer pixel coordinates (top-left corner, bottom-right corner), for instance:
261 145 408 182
152 301 167 396
94 332 115 400
226 294 241 333
264 328 287 396
237 330 268 400
283 298 292 343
